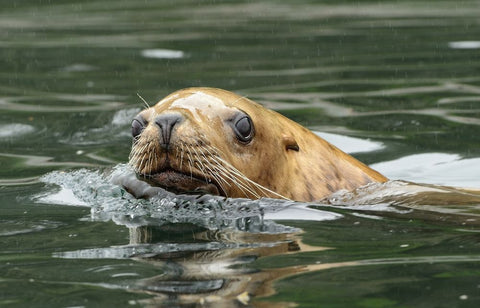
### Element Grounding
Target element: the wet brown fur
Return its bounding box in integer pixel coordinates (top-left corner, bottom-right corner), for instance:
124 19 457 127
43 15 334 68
129 87 387 202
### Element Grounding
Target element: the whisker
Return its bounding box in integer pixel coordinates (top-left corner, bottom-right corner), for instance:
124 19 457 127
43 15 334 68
219 156 288 199
153 145 158 174
231 94 249 105
128 131 289 200
179 143 184 171
130 140 153 174
202 145 259 198
210 162 260 198
136 93 150 109
186 149 194 180
148 146 155 176
206 144 290 200
136 142 151 173
203 160 229 196
190 146 209 183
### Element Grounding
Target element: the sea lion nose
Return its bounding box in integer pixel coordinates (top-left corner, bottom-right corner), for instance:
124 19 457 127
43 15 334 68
154 113 183 149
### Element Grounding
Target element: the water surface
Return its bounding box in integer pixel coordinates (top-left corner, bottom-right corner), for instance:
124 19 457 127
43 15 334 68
2 0 480 307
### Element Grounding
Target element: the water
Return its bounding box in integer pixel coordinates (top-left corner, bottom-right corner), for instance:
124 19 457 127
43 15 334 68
2 0 480 307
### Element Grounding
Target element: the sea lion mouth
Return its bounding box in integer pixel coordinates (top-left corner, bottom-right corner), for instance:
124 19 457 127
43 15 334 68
138 169 223 196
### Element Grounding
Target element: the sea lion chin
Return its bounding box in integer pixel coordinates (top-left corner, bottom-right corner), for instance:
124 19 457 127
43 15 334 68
141 170 221 196
127 87 387 202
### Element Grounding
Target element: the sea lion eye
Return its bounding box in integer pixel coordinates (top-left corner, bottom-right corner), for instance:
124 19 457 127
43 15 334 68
131 115 147 139
233 114 254 143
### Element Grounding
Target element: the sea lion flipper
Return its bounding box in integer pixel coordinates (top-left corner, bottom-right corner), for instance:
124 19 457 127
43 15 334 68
111 170 167 199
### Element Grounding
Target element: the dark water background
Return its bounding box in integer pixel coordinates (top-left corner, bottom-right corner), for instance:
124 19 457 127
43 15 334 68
2 0 480 307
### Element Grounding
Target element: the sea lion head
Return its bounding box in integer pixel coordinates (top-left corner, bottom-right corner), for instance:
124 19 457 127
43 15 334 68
129 87 299 200
129 87 387 201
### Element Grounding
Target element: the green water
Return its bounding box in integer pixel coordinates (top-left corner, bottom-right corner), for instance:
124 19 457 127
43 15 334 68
2 0 480 307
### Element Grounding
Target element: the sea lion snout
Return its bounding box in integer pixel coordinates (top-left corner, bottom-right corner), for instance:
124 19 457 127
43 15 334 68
154 113 183 150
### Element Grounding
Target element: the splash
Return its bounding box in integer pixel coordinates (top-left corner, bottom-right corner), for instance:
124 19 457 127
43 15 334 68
38 164 341 232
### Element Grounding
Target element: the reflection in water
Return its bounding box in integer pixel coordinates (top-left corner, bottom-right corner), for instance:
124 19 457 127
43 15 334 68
315 131 385 154
372 153 480 188
141 49 186 59
0 123 35 138
40 163 480 306
0 219 63 236
57 225 327 307
60 63 97 72
448 41 480 49
54 221 480 307
37 167 340 306
41 166 331 305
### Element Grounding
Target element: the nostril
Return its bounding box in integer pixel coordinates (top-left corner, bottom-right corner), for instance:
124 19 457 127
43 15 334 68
154 113 183 149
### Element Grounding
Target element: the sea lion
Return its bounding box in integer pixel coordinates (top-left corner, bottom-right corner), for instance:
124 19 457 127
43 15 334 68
128 87 387 202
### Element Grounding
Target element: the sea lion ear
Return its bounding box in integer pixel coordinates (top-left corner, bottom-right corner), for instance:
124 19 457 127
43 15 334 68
282 134 300 152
